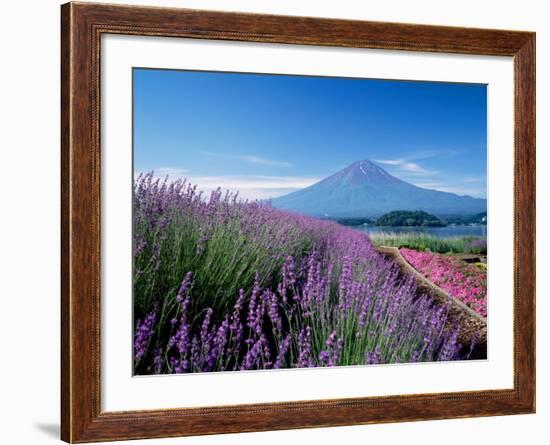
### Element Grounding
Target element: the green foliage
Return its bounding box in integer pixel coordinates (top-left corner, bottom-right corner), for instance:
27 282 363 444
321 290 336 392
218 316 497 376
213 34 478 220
375 210 445 227
369 232 487 254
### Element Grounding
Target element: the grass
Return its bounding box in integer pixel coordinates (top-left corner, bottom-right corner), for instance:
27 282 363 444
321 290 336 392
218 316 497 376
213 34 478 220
369 232 487 254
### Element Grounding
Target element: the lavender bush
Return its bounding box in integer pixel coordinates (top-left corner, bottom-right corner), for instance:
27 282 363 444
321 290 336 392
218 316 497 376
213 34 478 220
133 173 468 374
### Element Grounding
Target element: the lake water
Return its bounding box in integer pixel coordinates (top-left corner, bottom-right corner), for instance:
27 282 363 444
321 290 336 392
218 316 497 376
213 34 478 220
355 225 487 238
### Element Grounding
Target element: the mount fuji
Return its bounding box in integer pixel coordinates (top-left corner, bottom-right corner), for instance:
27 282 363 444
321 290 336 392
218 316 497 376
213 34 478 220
270 160 486 218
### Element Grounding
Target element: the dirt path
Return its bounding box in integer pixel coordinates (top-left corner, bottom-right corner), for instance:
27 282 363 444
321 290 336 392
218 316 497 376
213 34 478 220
377 246 487 359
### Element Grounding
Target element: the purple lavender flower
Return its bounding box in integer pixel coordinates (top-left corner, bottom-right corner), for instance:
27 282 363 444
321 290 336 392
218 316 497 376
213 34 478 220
209 316 230 370
274 334 292 369
319 331 343 367
242 337 263 370
176 272 193 303
200 308 213 340
439 326 460 361
365 347 382 365
134 311 156 362
191 336 201 371
297 326 314 368
266 290 282 332
246 275 261 330
152 347 164 374
229 289 245 348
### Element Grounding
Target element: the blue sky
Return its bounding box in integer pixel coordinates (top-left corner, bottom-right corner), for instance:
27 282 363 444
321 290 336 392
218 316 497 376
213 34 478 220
134 68 487 200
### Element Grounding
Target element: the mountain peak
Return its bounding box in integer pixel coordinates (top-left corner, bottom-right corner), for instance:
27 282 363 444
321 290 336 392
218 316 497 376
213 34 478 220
348 159 377 170
351 159 376 166
326 160 399 187
352 159 387 174
271 158 487 218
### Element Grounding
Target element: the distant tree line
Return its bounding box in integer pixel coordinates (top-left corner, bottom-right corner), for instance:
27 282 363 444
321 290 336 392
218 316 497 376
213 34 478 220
442 212 487 226
334 217 376 227
333 210 487 227
375 210 445 227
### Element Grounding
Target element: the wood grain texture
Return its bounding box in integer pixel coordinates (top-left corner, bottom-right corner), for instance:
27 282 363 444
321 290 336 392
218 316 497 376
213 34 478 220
60 2 536 442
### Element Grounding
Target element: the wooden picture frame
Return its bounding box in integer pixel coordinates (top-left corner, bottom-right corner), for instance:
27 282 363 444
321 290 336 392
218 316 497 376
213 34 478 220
61 2 535 442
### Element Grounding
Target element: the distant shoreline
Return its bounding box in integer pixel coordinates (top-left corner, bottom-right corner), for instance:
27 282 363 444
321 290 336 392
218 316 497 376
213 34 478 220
356 224 488 242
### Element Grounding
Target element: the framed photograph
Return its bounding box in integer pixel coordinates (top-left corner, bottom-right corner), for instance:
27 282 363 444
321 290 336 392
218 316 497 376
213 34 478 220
61 2 535 442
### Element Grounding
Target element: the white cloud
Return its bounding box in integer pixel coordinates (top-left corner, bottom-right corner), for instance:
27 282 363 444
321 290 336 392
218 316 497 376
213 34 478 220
240 155 294 167
374 152 486 197
375 158 437 175
374 149 463 176
404 148 458 160
135 169 319 201
145 167 189 178
190 175 319 200
202 151 294 168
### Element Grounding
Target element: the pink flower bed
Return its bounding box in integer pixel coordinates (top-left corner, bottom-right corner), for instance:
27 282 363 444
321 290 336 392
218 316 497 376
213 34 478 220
400 248 487 317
